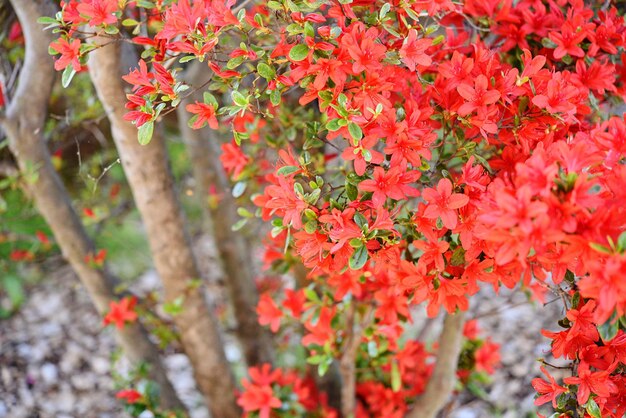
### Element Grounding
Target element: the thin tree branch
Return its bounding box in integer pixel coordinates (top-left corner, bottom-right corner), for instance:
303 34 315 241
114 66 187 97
406 311 466 418
340 304 373 418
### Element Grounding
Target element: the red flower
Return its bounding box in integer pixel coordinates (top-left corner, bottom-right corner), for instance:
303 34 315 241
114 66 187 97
116 389 143 404
475 338 500 374
302 306 335 347
343 24 386 74
360 166 418 207
256 293 283 332
83 207 95 218
563 362 617 405
220 141 249 179
103 296 138 329
238 365 282 418
76 0 118 26
456 75 501 116
85 249 107 268
422 178 469 229
49 38 81 72
532 366 567 408
10 249 34 262
548 23 587 60
8 21 23 43
283 289 306 318
36 231 50 246
399 29 432 72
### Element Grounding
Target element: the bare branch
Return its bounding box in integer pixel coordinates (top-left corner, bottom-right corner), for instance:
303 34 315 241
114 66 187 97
406 311 466 418
87 35 241 418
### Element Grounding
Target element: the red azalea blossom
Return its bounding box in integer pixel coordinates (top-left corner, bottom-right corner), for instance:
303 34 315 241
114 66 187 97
532 366 568 408
422 178 469 229
49 38 81 72
399 29 432 72
186 102 219 129
256 292 283 332
116 389 143 404
103 296 138 329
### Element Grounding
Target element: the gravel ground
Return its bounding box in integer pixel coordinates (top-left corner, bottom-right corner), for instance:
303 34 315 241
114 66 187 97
451 287 566 418
0 239 565 418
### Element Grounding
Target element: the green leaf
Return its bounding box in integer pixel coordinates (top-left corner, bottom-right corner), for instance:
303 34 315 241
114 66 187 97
187 114 200 129
318 357 332 376
269 89 281 106
367 341 378 357
304 287 321 303
61 66 76 88
203 92 218 107
179 55 195 63
122 18 139 26
450 247 466 266
277 165 300 176
345 182 358 201
307 354 325 365
305 188 321 204
354 212 368 229
232 218 248 231
232 181 247 198
541 37 558 49
589 242 612 255
304 220 317 233
379 3 391 19
231 90 249 107
294 182 304 196
348 122 363 142
326 118 341 132
391 360 401 392
289 44 310 61
617 231 626 253
598 313 619 342
37 16 58 25
138 121 154 145
237 207 253 218
104 25 119 35
349 238 363 248
349 245 368 270
257 62 276 80
585 399 602 418
163 296 185 316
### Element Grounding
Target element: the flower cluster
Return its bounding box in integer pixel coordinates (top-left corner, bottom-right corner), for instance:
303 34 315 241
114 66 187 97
46 0 626 415
237 364 337 418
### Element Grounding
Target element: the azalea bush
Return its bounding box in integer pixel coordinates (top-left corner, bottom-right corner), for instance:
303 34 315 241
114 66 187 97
2 0 626 416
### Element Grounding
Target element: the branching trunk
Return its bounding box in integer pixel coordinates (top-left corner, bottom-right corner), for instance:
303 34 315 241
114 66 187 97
177 61 273 366
406 311 466 418
0 0 182 411
88 40 240 417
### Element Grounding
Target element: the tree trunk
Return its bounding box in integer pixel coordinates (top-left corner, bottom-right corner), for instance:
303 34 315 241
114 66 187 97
177 62 274 367
0 0 183 411
87 40 240 418
406 311 466 418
